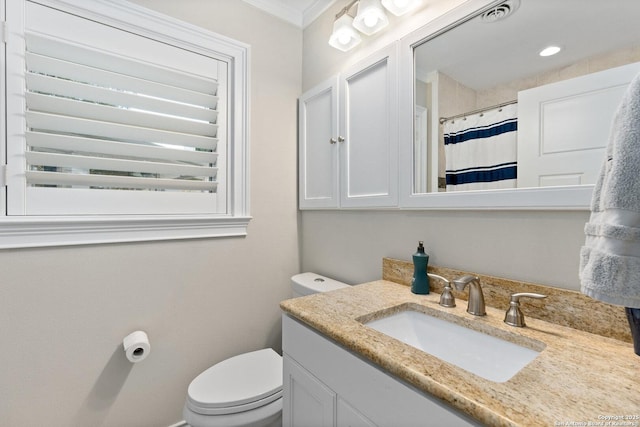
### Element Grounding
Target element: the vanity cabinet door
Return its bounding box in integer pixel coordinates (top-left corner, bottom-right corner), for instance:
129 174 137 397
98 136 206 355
283 354 336 427
337 397 376 427
299 77 340 209
339 43 399 208
298 43 399 209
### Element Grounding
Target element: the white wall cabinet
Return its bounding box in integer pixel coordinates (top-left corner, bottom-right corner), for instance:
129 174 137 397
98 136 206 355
282 314 482 427
299 44 399 209
298 76 340 208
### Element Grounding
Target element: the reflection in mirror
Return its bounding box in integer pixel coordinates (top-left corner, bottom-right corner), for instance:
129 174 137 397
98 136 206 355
413 0 640 194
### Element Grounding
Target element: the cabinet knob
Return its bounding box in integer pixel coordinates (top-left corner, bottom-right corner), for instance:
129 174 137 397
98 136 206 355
338 136 345 143
329 138 337 144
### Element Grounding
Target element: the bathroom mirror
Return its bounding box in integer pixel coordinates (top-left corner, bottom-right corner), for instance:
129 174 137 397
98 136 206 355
401 0 640 209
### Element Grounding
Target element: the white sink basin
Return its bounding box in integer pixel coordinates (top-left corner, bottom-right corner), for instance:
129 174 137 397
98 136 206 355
363 309 542 383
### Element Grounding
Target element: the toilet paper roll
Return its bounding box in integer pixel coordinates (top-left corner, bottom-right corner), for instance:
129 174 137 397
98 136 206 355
123 330 150 363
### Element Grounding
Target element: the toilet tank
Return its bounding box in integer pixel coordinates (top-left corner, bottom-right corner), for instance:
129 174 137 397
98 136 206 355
291 272 350 297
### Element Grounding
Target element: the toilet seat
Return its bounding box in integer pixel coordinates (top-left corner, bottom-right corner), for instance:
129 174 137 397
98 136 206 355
186 348 283 416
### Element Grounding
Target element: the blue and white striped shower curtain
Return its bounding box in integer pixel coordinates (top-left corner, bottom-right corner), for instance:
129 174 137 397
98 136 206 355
443 103 518 191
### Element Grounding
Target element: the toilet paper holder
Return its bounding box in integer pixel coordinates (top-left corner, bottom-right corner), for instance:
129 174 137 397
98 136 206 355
123 330 151 363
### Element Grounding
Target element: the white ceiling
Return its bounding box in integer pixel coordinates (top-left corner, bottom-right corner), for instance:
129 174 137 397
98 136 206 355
242 0 337 28
415 0 640 91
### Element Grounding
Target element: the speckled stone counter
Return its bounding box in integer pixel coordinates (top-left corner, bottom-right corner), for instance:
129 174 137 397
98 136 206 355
280 277 640 426
383 258 632 342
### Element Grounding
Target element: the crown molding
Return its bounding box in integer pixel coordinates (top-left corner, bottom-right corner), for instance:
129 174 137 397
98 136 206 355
303 0 337 28
242 0 336 28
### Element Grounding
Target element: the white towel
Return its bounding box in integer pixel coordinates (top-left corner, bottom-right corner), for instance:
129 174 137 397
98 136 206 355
579 72 640 308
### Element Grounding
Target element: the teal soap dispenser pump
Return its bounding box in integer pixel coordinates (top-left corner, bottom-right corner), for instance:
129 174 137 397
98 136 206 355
411 241 430 295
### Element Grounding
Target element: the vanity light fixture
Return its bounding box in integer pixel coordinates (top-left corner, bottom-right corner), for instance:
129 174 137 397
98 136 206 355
381 0 422 16
329 12 362 51
539 45 561 57
353 0 389 35
329 0 421 51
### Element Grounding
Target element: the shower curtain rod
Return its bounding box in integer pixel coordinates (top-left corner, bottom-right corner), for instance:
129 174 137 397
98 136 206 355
439 99 517 124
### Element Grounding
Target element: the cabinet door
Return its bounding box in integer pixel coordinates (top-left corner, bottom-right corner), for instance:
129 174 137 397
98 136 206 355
337 397 376 427
339 43 399 208
299 77 340 209
283 354 336 427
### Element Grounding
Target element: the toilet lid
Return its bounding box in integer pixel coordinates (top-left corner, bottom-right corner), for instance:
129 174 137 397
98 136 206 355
291 272 349 296
187 348 283 416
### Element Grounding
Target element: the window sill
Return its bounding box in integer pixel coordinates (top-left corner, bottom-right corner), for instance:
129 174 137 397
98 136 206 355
0 215 252 248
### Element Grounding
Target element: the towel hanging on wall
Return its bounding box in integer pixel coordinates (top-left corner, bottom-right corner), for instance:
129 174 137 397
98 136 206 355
579 72 640 308
443 103 517 192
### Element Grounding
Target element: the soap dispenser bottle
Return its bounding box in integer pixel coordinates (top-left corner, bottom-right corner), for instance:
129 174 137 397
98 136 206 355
411 241 430 294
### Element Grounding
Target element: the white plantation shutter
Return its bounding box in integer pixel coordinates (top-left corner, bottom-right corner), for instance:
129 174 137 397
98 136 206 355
25 35 220 190
8 0 228 216
0 0 250 247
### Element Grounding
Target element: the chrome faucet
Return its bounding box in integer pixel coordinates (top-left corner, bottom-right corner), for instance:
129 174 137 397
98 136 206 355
453 275 486 316
427 273 456 308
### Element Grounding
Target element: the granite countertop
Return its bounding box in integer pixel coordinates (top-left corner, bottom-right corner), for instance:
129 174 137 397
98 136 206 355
280 280 640 427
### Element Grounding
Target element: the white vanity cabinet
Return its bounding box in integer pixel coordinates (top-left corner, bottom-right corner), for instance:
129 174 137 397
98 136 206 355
282 314 482 427
298 43 399 209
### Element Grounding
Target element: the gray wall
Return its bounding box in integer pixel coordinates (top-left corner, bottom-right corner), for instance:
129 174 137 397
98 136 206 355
0 1 301 426
300 0 590 291
301 209 588 289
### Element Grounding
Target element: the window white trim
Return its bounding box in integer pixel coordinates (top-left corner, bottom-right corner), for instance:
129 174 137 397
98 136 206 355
1 0 251 247
0 215 253 249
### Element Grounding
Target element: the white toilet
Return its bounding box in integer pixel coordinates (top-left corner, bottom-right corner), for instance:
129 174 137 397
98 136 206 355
183 272 349 427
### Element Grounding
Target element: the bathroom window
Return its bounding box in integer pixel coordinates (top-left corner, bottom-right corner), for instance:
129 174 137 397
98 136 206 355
0 0 250 248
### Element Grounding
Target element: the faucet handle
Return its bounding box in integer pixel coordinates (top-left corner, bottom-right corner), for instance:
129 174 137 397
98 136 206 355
428 273 456 308
504 292 547 327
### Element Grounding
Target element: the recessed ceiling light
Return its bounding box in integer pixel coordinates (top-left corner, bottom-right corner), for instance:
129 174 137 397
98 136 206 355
539 46 561 57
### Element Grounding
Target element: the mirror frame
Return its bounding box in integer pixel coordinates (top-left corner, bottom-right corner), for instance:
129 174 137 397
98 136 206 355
398 0 593 210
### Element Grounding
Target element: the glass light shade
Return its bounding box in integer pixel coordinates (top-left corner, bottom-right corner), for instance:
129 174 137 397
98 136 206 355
381 0 422 16
353 0 389 35
328 13 362 51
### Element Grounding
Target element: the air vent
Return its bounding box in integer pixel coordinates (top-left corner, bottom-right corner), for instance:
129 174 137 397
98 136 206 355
480 0 520 23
